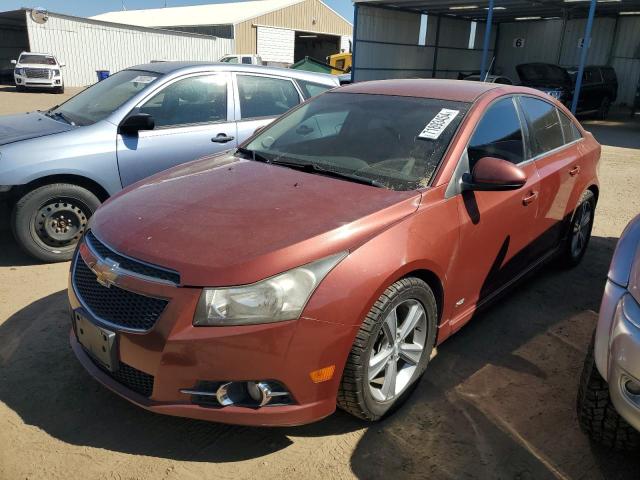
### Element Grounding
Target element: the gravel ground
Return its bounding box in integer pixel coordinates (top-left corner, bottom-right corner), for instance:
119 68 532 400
1 89 639 480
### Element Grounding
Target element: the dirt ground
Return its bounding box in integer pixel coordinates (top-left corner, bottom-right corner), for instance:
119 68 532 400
1 89 640 480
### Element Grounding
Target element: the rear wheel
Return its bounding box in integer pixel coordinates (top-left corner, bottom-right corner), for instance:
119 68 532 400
11 183 100 262
337 277 437 421
559 189 595 267
577 337 640 450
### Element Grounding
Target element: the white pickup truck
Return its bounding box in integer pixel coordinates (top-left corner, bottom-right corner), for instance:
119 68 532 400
219 54 264 65
12 51 65 93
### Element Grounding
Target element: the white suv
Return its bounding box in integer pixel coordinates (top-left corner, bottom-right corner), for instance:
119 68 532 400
12 52 65 93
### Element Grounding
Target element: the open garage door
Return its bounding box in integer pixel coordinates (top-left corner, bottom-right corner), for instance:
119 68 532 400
0 10 29 84
257 26 295 64
294 31 340 63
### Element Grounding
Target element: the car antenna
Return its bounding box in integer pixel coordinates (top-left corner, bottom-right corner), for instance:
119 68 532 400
483 56 495 82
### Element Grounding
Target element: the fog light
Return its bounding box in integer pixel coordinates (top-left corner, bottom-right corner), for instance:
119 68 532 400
625 378 640 396
247 381 272 407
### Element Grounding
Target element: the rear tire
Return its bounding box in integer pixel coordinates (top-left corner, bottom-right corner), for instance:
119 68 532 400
598 97 611 120
337 277 437 421
11 183 100 263
577 336 640 450
559 189 595 268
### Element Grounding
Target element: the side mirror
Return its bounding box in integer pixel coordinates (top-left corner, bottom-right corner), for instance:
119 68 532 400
462 156 527 191
59 63 66 67
10 60 17 65
119 113 155 135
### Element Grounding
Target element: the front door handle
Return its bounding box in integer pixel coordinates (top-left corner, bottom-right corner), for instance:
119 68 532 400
569 165 581 176
522 191 538 206
211 134 235 143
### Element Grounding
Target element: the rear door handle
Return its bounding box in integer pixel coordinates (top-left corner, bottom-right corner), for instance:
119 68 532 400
522 191 538 206
569 165 581 176
211 134 235 143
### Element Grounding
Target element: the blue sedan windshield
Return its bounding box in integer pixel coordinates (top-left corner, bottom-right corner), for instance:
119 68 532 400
50 69 161 126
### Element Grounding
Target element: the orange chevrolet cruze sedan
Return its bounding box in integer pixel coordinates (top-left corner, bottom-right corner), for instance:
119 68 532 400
68 79 600 426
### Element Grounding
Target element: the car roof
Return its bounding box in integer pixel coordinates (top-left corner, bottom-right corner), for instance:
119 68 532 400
126 61 337 84
335 79 509 102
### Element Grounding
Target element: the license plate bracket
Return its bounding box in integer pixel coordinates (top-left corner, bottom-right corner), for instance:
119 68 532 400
74 311 119 372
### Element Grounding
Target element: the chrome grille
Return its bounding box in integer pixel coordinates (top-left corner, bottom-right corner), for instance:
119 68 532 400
24 68 51 79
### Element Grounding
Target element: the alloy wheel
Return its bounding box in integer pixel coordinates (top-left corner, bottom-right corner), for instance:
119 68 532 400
368 299 427 402
571 200 592 258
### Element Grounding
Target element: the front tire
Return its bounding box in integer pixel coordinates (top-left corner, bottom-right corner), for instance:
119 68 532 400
559 189 595 267
337 277 437 421
577 337 640 450
55 84 65 94
11 183 100 262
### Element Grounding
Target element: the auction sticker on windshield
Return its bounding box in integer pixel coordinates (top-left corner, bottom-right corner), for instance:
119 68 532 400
418 109 460 140
131 75 157 84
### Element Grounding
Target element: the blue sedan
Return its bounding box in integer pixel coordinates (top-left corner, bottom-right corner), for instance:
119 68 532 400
0 62 338 261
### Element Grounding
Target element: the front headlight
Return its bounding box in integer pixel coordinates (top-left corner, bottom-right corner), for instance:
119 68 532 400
52 69 60 76
193 252 348 326
15 68 24 76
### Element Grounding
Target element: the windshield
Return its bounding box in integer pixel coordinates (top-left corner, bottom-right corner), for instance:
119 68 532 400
244 92 469 191
49 69 161 126
19 54 56 65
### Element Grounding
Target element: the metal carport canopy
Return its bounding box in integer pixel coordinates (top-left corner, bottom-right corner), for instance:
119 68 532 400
352 0 640 113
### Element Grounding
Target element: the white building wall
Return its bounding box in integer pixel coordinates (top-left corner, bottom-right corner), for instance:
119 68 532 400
26 12 234 86
256 26 295 63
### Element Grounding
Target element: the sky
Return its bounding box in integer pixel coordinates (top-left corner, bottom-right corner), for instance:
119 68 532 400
1 0 354 22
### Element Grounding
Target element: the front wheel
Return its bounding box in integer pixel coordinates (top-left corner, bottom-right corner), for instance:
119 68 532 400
11 183 100 262
337 277 437 421
577 337 640 450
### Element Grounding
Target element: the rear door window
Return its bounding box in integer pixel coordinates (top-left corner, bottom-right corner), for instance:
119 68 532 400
237 75 301 119
519 96 565 157
467 97 525 169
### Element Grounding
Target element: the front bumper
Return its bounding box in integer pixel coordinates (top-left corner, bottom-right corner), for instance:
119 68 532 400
68 241 358 426
14 74 61 88
596 282 640 432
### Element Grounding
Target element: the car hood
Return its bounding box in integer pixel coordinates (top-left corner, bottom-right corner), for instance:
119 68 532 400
0 112 75 146
91 153 422 286
16 63 57 69
516 63 572 88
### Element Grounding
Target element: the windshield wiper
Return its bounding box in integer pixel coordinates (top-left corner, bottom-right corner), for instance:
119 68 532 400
268 158 384 188
236 146 271 164
45 110 74 125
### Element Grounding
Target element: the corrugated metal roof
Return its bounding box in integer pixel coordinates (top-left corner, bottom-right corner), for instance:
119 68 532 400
90 0 307 27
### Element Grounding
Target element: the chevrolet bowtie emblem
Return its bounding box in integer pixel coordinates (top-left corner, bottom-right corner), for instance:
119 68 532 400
91 257 120 288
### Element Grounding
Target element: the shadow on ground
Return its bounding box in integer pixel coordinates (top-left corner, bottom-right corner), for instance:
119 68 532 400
1 235 639 477
581 109 640 150
350 236 640 479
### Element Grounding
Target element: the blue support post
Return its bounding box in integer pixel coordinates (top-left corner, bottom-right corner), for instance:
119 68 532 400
480 0 494 80
571 0 597 114
351 3 359 83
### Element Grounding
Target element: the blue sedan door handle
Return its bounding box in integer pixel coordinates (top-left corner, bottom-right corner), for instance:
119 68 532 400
211 134 235 143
